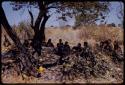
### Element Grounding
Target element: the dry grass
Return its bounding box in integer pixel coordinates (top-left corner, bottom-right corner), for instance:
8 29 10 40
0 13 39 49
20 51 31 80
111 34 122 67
1 25 123 52
1 25 124 83
45 25 123 47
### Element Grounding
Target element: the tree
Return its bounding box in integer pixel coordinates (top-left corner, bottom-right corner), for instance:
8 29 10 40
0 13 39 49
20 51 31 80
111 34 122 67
0 1 40 77
0 0 110 77
10 1 110 43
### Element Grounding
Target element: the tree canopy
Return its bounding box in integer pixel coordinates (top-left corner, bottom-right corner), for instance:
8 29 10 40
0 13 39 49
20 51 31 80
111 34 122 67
10 1 110 25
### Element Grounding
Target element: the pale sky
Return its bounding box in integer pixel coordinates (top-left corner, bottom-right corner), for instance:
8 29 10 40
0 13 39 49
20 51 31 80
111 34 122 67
2 1 124 27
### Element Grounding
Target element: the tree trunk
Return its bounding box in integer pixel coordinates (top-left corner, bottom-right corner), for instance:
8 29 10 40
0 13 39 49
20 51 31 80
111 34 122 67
32 13 49 45
0 2 38 77
39 14 49 42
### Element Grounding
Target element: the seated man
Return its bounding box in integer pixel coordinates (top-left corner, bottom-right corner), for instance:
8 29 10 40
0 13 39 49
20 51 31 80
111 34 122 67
72 43 82 52
114 41 121 51
100 39 113 53
104 39 113 52
80 42 96 66
112 40 123 62
46 39 54 47
64 41 71 56
55 39 64 56
82 42 91 52
57 39 63 46
56 39 66 65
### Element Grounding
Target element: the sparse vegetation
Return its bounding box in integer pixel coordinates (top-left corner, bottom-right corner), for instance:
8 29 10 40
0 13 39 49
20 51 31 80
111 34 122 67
1 1 124 84
1 25 124 83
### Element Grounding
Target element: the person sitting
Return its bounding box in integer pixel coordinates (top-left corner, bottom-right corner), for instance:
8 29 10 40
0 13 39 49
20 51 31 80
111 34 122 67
72 43 82 52
99 39 113 55
104 39 113 52
57 39 63 46
64 41 71 56
114 41 121 51
55 39 64 56
82 42 91 54
80 42 96 66
112 40 123 62
72 43 82 56
46 39 54 47
57 43 64 56
55 39 66 65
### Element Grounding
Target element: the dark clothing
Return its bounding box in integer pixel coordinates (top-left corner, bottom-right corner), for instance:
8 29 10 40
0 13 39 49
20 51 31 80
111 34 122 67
100 40 113 53
104 44 113 52
64 44 70 56
72 46 82 52
80 46 91 59
57 44 65 56
56 43 69 65
80 46 96 66
46 42 54 47
112 47 123 62
57 42 63 46
114 43 120 51
41 42 46 46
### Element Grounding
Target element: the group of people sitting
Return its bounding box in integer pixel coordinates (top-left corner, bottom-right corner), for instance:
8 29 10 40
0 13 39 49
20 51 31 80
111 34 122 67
98 39 123 62
22 38 95 65
4 35 122 65
3 37 123 79
22 38 123 66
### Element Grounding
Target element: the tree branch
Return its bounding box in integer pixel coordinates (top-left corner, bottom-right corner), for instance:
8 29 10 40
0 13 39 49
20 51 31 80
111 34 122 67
39 14 50 32
44 1 56 5
47 6 58 10
28 10 34 29
34 1 45 33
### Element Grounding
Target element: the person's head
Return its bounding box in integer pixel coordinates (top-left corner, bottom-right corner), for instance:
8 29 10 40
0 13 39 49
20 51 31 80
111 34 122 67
65 41 68 45
59 39 62 43
84 42 88 47
77 43 81 47
48 39 51 43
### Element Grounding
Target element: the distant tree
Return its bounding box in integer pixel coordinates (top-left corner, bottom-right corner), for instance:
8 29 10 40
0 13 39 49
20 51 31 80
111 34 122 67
107 23 116 27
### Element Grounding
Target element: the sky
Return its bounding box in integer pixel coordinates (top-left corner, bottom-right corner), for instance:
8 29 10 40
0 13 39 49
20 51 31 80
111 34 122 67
2 1 124 27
